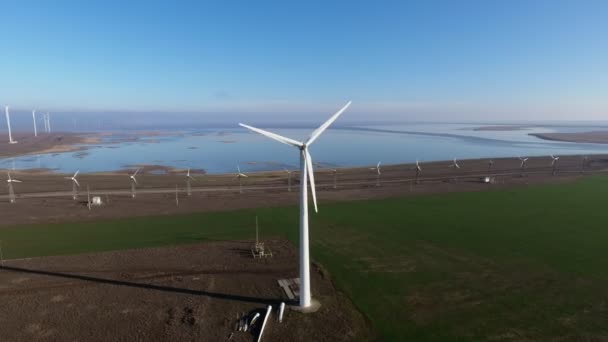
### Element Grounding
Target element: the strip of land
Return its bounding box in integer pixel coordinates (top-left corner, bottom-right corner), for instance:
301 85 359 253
530 131 608 144
0 133 101 158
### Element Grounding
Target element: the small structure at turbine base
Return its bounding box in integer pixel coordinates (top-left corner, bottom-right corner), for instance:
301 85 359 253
251 216 273 258
92 196 103 206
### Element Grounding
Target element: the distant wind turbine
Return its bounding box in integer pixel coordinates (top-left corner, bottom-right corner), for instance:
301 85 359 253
370 161 381 187
415 160 422 184
130 168 139 198
284 168 293 192
236 164 248 193
239 101 351 309
185 168 195 196
6 172 21 203
581 155 588 172
518 156 529 176
64 170 80 200
550 155 560 175
331 168 338 189
32 110 37 137
4 106 17 144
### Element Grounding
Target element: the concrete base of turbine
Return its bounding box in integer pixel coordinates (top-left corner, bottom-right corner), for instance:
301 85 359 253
290 298 321 314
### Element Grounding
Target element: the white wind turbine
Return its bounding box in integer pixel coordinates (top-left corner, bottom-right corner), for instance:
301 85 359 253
6 172 21 203
450 158 460 169
518 156 529 175
331 168 338 189
236 164 248 193
185 168 195 196
32 110 37 137
284 168 293 192
46 113 51 133
370 161 381 187
130 168 139 198
415 160 422 183
239 101 351 309
64 170 80 200
550 155 560 175
4 105 17 144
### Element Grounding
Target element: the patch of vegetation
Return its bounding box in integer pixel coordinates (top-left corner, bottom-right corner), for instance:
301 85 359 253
2 176 608 340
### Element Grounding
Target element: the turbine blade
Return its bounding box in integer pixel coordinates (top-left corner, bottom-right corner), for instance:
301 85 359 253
12 180 22 183
74 170 79 178
306 101 351 146
132 177 138 185
239 124 303 147
305 149 318 213
73 179 80 187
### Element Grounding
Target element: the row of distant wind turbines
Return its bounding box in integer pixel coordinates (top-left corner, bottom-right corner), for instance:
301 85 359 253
4 150 572 206
4 105 52 144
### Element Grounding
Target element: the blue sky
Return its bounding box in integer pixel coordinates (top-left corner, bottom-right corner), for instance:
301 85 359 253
0 1 606 121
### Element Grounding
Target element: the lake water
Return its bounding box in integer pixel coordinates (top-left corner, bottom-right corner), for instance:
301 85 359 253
2 123 608 174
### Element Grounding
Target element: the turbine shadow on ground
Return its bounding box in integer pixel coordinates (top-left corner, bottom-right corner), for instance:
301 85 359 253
0 265 288 305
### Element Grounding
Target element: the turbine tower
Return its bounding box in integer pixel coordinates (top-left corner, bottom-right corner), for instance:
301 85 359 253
370 162 381 187
32 110 37 137
284 168 293 192
64 170 80 200
415 160 422 184
518 156 529 176
6 172 22 203
236 164 248 193
239 101 351 309
46 113 51 133
331 168 338 189
129 168 139 198
488 159 494 172
5 105 17 144
185 168 195 196
550 155 560 175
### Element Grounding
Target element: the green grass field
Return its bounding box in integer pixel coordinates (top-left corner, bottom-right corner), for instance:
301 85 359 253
2 176 608 341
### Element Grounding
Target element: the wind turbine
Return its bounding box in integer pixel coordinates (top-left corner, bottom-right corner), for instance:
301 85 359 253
550 155 560 175
518 156 529 176
284 168 293 192
581 155 588 172
64 170 80 200
4 105 17 144
32 110 37 137
46 113 51 133
331 168 338 189
370 162 381 187
236 164 248 193
415 160 422 184
6 172 21 203
239 101 351 309
450 158 460 169
129 168 139 198
87 184 91 210
488 159 494 172
185 168 195 196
